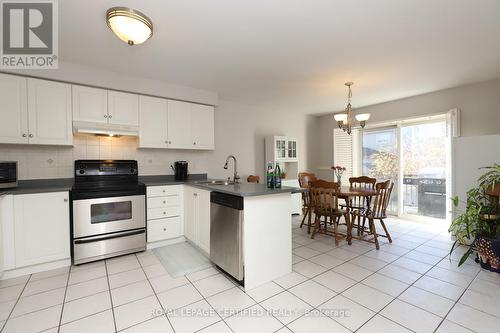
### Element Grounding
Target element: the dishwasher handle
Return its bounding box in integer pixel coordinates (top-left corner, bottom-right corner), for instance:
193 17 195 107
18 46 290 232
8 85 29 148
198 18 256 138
210 192 244 210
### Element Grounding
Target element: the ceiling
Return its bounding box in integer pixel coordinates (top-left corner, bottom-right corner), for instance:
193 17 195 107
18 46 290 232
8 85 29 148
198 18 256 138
60 0 500 114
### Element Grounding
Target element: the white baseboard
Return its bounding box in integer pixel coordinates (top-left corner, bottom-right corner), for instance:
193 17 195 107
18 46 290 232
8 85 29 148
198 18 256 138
1 258 71 280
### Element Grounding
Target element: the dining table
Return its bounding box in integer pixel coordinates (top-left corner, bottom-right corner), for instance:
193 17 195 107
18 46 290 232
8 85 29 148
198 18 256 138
337 186 378 244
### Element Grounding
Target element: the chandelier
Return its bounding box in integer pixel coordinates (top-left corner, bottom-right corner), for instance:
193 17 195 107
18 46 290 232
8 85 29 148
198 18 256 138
334 82 370 135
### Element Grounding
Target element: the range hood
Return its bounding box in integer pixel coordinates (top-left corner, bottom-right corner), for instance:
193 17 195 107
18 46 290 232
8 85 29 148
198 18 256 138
73 121 139 137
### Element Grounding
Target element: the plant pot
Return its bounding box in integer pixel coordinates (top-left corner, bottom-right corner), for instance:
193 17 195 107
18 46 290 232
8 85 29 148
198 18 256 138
475 235 500 273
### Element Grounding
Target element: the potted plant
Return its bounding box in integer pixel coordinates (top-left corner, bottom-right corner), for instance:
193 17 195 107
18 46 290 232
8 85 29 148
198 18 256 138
449 164 500 272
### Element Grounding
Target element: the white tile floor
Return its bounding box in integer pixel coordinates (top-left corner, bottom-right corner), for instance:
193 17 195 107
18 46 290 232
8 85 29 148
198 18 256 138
1 216 500 333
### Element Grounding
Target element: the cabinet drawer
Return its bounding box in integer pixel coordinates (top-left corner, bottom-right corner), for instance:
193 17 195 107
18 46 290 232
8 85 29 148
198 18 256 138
147 217 182 242
147 195 180 208
147 185 182 198
147 206 181 220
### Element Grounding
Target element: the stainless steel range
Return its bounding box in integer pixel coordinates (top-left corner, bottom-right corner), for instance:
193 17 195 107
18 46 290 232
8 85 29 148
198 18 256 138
71 160 146 265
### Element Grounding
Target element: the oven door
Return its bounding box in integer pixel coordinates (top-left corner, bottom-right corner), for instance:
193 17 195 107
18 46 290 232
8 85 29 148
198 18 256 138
73 195 145 238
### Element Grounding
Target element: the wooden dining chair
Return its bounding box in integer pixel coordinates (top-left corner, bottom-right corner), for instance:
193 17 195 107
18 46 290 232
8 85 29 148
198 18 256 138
309 180 347 245
341 176 377 235
247 175 260 183
352 180 394 249
298 172 317 232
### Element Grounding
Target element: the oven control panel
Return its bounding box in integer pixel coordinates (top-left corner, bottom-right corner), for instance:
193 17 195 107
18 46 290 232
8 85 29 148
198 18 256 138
75 160 138 177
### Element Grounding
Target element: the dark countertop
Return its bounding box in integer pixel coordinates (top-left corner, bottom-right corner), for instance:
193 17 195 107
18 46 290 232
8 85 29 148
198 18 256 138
0 174 306 197
0 178 74 195
139 174 207 186
189 183 304 197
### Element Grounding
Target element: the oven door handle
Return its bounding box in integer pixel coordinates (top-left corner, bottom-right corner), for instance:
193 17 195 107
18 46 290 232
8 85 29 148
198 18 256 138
74 229 145 244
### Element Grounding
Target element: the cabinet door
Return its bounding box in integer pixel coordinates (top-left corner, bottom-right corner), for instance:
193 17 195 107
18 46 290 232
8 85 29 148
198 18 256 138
27 79 73 145
108 91 139 126
167 100 192 149
14 192 70 267
287 139 297 160
191 104 215 150
72 85 108 124
275 137 287 159
0 74 29 144
197 189 211 254
183 187 197 242
139 96 168 148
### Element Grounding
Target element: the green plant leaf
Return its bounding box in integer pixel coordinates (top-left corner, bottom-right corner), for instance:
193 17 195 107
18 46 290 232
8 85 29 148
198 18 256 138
451 196 459 207
458 247 474 267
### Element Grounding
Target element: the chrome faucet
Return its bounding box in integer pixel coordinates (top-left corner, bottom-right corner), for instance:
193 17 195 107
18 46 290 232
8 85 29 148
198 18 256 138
223 155 240 184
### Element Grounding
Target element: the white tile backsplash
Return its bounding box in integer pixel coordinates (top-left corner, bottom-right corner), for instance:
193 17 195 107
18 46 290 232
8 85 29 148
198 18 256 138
0 134 210 180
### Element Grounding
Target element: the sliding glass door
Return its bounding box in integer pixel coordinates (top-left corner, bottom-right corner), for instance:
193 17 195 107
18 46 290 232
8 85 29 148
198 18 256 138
360 118 450 221
362 127 398 213
401 121 448 219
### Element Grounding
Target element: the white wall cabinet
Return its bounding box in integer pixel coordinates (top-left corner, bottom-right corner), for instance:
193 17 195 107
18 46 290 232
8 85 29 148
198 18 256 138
108 91 139 126
13 192 70 267
0 74 28 144
167 100 194 149
191 104 215 149
0 74 72 146
184 186 210 253
139 96 169 148
27 79 73 145
167 100 215 150
72 85 108 123
72 85 139 127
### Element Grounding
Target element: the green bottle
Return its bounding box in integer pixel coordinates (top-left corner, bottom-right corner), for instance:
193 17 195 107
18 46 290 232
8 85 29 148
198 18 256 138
274 162 282 188
266 161 274 188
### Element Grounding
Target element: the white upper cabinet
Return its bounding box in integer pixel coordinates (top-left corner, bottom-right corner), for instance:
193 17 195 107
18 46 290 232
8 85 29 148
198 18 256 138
167 100 215 150
108 91 139 126
27 78 73 146
167 100 193 149
139 96 168 148
191 104 215 149
0 74 28 144
72 85 108 123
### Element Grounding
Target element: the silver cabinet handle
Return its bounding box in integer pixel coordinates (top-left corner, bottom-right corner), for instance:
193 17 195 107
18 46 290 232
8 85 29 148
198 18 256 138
163 227 167 231
28 134 33 138
109 115 112 119
162 190 166 193
163 211 166 215
22 134 27 137
194 193 198 197
163 201 166 204
64 198 68 202
165 140 168 144
104 114 108 118
193 142 196 145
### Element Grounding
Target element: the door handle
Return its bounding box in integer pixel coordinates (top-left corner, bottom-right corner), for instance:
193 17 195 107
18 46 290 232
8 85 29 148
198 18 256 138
22 133 27 137
28 134 33 138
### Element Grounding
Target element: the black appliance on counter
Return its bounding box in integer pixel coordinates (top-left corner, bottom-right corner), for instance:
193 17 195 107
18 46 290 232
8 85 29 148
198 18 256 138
171 161 189 181
71 160 146 265
0 161 17 189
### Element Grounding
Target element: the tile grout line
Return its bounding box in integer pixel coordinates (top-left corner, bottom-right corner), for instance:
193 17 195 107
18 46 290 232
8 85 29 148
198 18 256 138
56 269 72 333
1 274 32 331
433 267 482 332
135 253 178 333
104 259 118 333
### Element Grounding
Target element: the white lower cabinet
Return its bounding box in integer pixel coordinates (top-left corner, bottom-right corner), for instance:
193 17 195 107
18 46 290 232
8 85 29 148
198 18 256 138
184 186 210 253
10 192 70 268
146 185 184 243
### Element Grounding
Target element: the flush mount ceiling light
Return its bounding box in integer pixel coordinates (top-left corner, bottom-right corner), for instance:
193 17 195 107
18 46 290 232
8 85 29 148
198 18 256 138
334 82 370 135
106 7 153 46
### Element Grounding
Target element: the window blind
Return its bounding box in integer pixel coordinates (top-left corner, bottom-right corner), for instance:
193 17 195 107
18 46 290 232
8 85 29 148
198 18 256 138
333 128 353 179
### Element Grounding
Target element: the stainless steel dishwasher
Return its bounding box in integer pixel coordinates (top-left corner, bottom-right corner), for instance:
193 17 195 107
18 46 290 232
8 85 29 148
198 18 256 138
210 192 244 282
